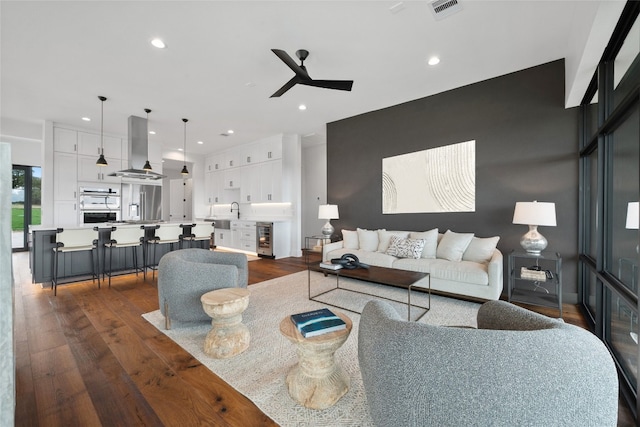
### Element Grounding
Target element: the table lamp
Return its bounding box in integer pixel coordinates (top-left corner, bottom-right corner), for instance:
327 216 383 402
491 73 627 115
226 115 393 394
512 201 557 254
626 201 639 253
318 204 339 238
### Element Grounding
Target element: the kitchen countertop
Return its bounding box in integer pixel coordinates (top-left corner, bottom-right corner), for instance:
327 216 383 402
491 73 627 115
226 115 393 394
30 220 212 232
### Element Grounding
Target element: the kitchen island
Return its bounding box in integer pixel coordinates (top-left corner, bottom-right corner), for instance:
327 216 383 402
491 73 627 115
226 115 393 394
29 221 213 286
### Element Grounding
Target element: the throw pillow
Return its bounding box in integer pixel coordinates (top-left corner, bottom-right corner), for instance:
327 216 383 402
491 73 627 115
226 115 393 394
462 236 500 263
410 228 439 259
377 230 409 252
436 230 474 262
357 228 379 252
385 236 426 259
342 229 359 249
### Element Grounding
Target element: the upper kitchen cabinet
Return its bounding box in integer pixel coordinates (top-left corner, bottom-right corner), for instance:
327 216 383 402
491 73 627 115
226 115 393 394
257 137 282 162
78 132 122 159
205 154 224 172
54 127 78 153
224 150 240 169
260 160 283 202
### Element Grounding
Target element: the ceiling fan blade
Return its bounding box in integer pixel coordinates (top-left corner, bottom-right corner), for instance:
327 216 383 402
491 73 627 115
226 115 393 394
300 79 354 92
270 76 300 98
271 49 309 79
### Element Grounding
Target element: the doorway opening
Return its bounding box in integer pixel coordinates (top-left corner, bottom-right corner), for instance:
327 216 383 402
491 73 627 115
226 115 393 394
12 165 41 252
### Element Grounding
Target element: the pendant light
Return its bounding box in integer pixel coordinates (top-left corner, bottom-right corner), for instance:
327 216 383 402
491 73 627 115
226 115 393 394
143 108 153 171
96 96 108 166
181 118 189 175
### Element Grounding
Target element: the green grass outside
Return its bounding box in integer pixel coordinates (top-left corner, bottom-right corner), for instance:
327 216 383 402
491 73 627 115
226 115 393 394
11 205 41 231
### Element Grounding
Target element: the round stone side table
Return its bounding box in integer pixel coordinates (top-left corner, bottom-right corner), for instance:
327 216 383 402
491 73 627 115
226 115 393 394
201 288 250 359
279 310 352 410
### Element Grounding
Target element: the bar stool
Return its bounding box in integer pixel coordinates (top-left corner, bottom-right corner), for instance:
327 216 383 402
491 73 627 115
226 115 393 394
147 223 186 279
52 227 100 296
183 222 214 249
104 225 145 287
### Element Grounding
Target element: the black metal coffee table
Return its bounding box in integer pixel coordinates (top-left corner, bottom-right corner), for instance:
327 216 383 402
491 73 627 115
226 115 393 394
308 264 430 321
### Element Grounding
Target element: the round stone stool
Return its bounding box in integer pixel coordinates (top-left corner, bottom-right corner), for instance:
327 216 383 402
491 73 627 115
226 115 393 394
279 310 352 409
200 288 250 359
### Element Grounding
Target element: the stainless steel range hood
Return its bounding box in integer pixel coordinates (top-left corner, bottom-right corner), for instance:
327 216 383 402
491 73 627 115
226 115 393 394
108 115 165 180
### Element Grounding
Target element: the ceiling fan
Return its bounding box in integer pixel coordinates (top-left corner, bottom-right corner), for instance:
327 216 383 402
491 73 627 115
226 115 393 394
270 49 354 98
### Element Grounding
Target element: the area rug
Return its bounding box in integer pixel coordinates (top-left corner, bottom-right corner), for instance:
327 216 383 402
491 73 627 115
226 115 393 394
142 270 480 426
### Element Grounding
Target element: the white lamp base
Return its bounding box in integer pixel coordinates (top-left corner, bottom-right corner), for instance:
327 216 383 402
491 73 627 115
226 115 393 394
520 225 548 255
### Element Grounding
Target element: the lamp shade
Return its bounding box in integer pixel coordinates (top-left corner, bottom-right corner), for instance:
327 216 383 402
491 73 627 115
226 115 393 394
512 201 557 227
626 202 639 230
318 204 339 220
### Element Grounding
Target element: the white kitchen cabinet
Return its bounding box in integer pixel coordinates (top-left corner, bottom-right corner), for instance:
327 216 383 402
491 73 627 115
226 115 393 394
224 150 240 169
77 155 121 183
215 229 231 247
77 132 100 157
240 144 257 166
54 152 78 201
239 225 256 252
54 201 79 227
240 165 260 203
258 138 282 162
205 153 224 172
211 170 225 203
204 172 213 204
260 159 282 202
224 168 241 189
54 127 78 153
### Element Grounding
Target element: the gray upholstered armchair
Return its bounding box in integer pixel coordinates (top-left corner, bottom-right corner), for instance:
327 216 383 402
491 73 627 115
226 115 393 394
358 300 618 427
158 249 248 328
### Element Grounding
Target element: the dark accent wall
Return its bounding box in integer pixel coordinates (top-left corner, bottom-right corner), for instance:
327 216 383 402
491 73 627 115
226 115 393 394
326 60 580 301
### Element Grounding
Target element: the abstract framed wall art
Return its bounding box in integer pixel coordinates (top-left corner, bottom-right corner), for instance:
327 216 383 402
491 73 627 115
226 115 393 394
382 140 476 214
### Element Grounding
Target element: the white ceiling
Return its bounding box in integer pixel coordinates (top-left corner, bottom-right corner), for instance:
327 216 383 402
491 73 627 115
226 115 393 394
0 1 625 161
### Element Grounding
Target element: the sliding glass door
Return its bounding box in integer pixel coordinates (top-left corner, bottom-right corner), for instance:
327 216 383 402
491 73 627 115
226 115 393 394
12 165 41 252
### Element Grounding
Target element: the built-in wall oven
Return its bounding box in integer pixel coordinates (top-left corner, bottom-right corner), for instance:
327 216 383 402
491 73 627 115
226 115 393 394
79 186 121 224
256 222 274 258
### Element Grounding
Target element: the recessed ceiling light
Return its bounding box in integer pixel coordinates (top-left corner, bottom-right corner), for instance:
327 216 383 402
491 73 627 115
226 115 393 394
178 148 183 152
428 56 440 66
197 141 203 145
245 82 256 87
151 38 166 49
149 130 156 135
299 104 307 111
227 130 234 134
82 117 91 122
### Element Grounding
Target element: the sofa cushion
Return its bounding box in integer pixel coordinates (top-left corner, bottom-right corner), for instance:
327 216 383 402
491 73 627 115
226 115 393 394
392 257 445 274
377 230 410 252
436 230 474 262
342 229 359 249
430 260 489 285
385 236 425 259
357 228 380 252
326 248 397 268
462 236 500 263
410 228 438 259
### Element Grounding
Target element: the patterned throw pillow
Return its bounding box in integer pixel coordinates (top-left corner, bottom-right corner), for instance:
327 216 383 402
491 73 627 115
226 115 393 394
385 236 426 259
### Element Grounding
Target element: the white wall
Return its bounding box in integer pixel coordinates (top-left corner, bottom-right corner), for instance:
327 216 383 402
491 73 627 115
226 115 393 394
301 134 327 247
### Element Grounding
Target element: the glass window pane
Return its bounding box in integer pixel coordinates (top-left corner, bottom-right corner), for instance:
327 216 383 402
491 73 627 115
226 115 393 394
587 90 599 142
588 149 599 258
607 287 638 388
609 107 640 291
11 168 26 249
31 167 41 226
614 16 640 109
585 268 598 316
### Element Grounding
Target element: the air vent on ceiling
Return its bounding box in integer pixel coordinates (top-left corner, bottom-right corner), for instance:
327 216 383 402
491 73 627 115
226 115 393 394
429 0 462 21
219 133 230 137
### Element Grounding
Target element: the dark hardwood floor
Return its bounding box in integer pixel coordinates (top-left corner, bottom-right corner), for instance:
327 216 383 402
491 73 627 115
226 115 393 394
12 251 635 426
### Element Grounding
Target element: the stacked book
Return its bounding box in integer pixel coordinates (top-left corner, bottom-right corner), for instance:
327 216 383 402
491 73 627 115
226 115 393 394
319 262 342 270
290 308 346 338
520 267 547 282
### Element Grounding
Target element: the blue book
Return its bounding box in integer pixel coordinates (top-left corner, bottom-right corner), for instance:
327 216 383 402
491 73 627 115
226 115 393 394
290 308 346 338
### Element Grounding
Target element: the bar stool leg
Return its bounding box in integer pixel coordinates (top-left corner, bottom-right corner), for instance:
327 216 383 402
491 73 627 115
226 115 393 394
53 249 59 296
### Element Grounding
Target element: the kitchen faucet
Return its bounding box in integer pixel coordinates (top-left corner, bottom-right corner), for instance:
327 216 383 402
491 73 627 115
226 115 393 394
231 201 240 219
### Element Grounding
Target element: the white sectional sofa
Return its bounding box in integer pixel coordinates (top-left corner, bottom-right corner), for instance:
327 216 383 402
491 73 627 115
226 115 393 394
322 228 503 300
